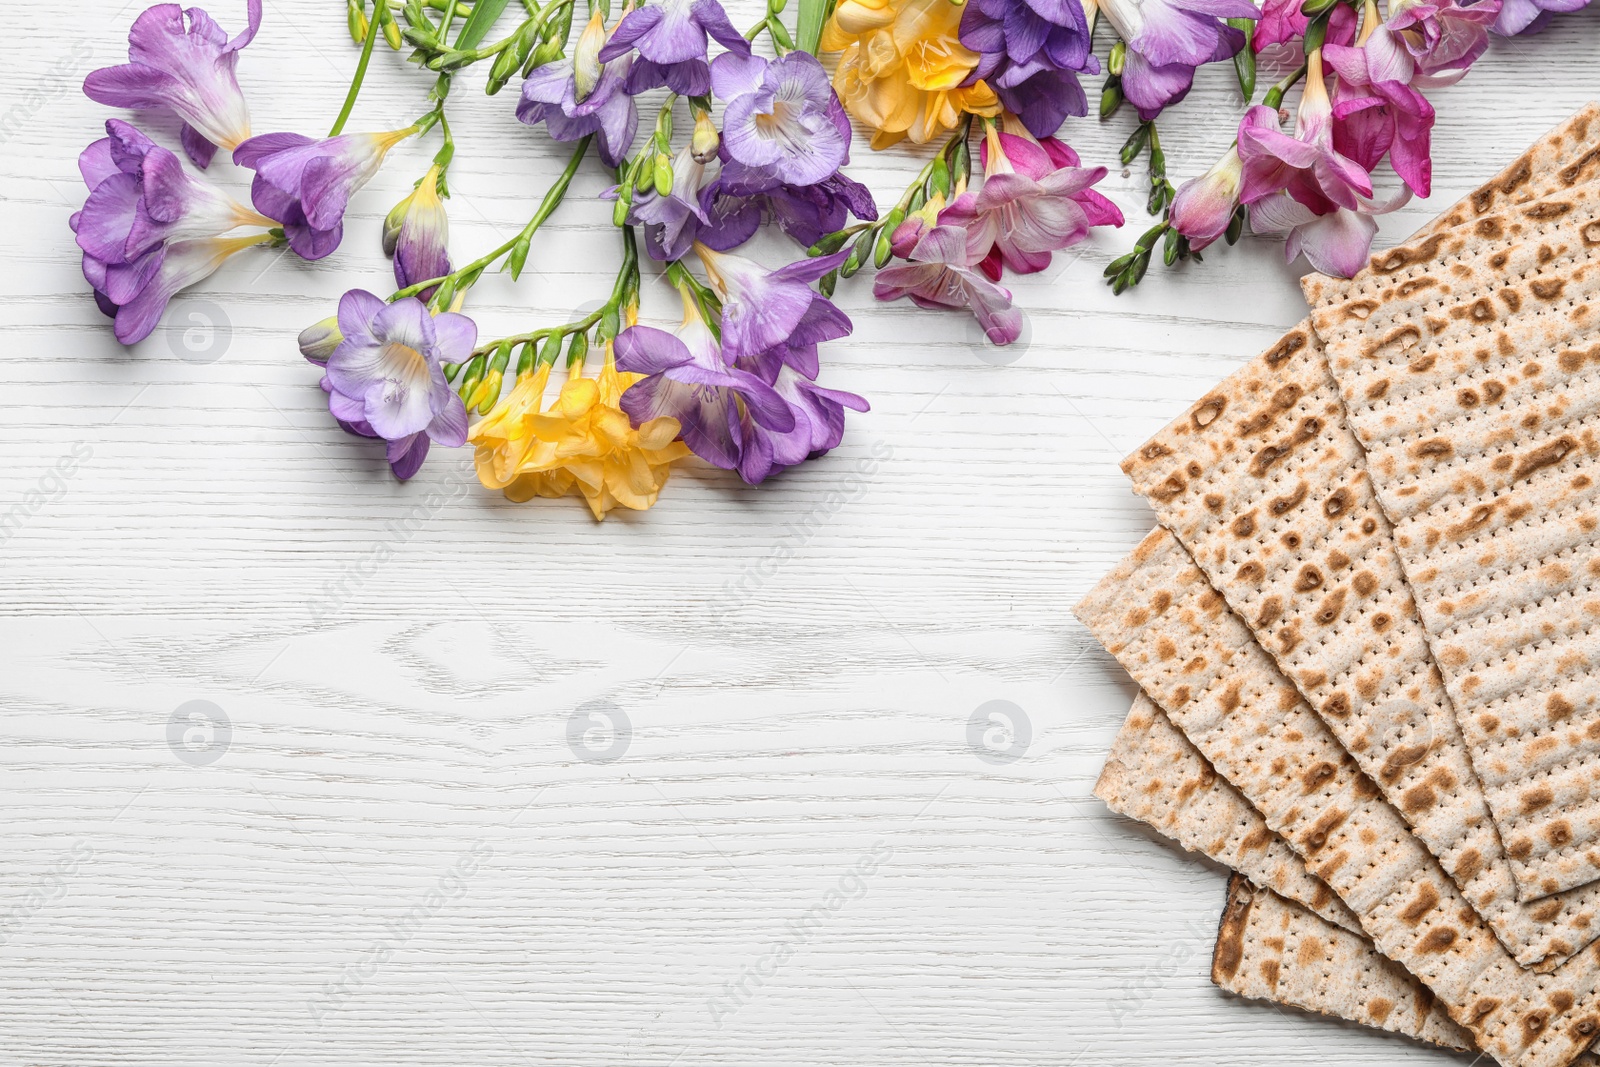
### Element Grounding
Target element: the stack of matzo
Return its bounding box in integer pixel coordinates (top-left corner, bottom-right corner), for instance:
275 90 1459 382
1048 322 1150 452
1076 104 1600 1067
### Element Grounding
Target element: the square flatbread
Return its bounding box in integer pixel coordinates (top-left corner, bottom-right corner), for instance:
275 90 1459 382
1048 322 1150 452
1076 527 1600 1067
1310 181 1600 898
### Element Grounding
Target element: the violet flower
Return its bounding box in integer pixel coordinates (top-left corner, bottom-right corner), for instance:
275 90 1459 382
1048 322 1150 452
958 0 1096 137
316 289 471 480
84 0 262 169
1097 0 1258 120
1494 0 1585 35
234 127 416 260
874 214 1023 345
939 125 1122 281
85 233 270 345
599 0 751 96
1169 147 1243 252
733 366 869 484
1324 36 1436 196
613 285 795 470
1384 0 1500 85
693 243 852 362
1237 56 1374 213
1249 187 1409 277
628 145 720 261
383 165 451 297
711 51 847 188
518 11 640 167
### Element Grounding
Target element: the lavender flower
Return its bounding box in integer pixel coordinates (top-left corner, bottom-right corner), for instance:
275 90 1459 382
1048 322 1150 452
874 215 1022 345
733 366 869 484
959 0 1096 137
1097 0 1258 119
598 0 751 96
1169 147 1243 251
628 145 719 261
692 243 851 361
1494 0 1585 35
384 165 451 297
84 0 262 168
701 171 879 251
711 51 847 188
82 233 269 344
316 289 471 480
1248 189 1410 277
518 11 640 167
234 127 416 260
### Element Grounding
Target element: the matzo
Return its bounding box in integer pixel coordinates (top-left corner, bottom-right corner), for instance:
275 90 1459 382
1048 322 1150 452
1098 694 1361 933
1076 527 1600 1067
1311 184 1600 898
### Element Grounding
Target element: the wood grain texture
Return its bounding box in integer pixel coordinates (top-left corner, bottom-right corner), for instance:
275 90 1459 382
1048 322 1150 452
4 0 1600 1061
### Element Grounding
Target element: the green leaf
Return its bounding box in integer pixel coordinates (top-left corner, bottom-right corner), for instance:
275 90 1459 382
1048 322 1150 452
795 0 832 54
454 0 512 49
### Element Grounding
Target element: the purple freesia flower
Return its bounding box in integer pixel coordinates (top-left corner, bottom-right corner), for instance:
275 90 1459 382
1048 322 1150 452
518 13 640 167
959 0 1096 137
1237 59 1374 212
710 51 848 188
1494 0 1585 34
1384 0 1499 85
384 166 451 296
874 214 1023 345
613 286 795 470
233 127 415 260
1249 186 1410 277
1169 147 1243 251
317 289 471 480
84 0 262 169
1097 0 1258 120
627 146 719 261
598 0 751 96
733 366 869 484
940 127 1121 281
1324 36 1436 196
693 243 852 362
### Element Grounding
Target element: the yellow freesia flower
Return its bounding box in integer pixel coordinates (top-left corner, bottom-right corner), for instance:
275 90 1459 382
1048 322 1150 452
468 347 689 520
822 0 1000 149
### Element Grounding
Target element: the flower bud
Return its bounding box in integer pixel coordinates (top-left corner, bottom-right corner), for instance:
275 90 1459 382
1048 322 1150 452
690 110 720 164
1168 147 1243 253
573 10 608 102
298 316 343 364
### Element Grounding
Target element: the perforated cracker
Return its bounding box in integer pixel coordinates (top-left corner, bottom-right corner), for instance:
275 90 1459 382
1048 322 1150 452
1076 527 1600 1067
1098 694 1361 933
1311 184 1600 898
1213 874 1475 1052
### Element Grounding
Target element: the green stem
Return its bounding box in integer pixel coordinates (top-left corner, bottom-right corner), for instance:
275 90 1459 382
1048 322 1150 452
436 0 461 41
477 224 640 361
330 0 385 136
1262 62 1308 111
392 135 593 301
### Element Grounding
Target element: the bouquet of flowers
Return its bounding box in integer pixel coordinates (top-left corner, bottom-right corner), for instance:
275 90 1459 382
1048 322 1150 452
69 0 1580 515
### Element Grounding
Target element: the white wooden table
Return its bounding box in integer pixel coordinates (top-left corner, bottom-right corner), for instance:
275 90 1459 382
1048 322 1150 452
4 3 1598 1062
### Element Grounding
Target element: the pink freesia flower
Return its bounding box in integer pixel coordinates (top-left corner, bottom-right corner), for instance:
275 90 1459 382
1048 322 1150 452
1169 147 1242 251
1254 0 1309 48
1324 32 1436 196
84 0 262 169
1237 51 1374 212
874 212 1024 345
1250 185 1410 277
1385 0 1499 86
938 124 1122 281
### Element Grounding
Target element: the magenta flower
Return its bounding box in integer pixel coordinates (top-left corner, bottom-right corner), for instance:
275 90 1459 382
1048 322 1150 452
599 0 751 96
317 290 471 480
84 0 261 169
1169 147 1243 252
733 366 869 484
1254 0 1309 48
1248 189 1413 277
1383 0 1499 85
234 127 415 260
613 286 795 470
711 51 847 188
940 126 1122 281
1097 0 1258 119
874 216 1023 346
1324 37 1436 196
518 14 640 168
693 243 851 361
1237 58 1374 213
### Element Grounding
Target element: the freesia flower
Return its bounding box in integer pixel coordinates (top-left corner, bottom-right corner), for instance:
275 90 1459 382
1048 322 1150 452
471 352 690 517
84 0 262 168
1324 32 1436 195
1248 187 1408 277
85 232 270 345
1494 0 1585 35
822 0 1001 148
599 0 751 96
701 171 880 250
874 204 1023 345
628 145 719 261
518 12 640 167
958 0 1096 137
384 164 451 297
1384 0 1499 85
733 366 870 484
234 128 417 260
1254 0 1309 48
693 243 852 361
939 122 1121 280
1097 0 1257 120
711 51 848 188
316 290 471 480
1237 54 1374 212
1169 147 1243 251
